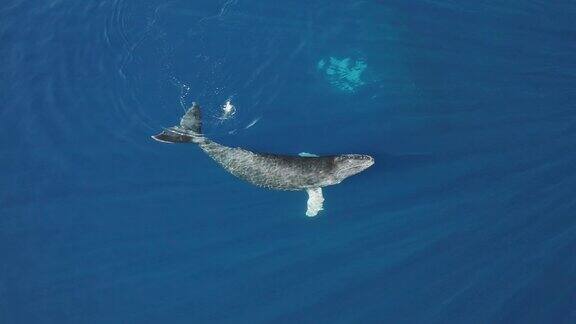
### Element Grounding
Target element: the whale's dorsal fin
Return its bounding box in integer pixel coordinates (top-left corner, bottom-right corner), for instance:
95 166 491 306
299 152 318 157
306 188 324 217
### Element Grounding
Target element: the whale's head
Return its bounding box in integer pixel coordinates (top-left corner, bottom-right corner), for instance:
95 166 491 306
333 154 374 182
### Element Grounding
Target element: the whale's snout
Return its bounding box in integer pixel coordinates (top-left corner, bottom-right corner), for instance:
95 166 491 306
360 155 375 168
345 154 374 169
334 154 374 181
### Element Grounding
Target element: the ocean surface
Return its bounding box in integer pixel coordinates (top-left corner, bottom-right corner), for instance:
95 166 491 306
2 1 576 323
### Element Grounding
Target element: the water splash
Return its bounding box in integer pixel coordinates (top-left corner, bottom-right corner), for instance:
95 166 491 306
218 97 236 121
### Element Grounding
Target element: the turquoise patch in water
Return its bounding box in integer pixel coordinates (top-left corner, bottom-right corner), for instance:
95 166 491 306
317 56 367 92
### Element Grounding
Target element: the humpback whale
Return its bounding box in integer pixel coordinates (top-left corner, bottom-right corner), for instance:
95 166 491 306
152 103 374 217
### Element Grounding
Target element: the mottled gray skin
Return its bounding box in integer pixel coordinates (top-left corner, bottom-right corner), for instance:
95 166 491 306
152 103 374 191
199 140 339 190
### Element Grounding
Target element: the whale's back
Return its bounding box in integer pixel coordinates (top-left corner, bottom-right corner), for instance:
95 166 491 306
199 141 338 190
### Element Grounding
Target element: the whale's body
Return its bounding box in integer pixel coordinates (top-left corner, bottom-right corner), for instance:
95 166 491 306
152 103 374 216
199 140 340 190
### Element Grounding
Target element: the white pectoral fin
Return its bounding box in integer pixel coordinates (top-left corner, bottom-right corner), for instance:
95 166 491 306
306 188 324 217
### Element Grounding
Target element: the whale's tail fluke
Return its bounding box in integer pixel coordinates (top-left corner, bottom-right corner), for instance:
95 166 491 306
179 102 202 134
152 103 205 144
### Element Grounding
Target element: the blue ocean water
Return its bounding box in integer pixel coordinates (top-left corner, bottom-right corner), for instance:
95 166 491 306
2 0 576 323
